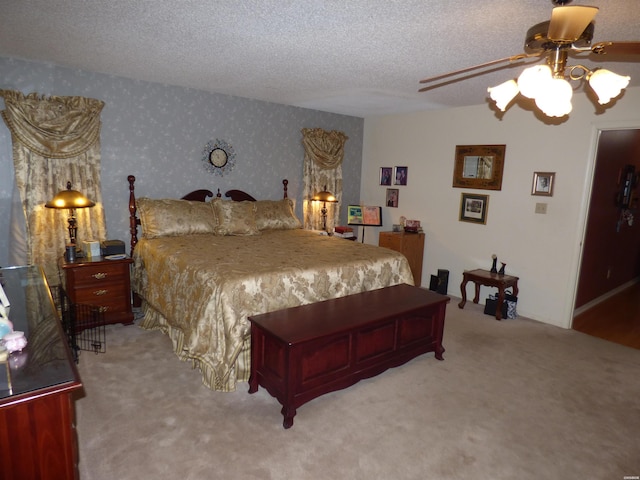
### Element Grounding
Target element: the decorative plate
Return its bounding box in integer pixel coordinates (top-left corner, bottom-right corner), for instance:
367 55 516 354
202 139 235 177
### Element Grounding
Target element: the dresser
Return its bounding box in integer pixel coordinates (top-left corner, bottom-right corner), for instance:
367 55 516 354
60 255 134 326
378 231 425 287
0 265 82 480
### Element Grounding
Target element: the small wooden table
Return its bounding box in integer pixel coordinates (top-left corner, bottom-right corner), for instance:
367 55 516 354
458 269 519 320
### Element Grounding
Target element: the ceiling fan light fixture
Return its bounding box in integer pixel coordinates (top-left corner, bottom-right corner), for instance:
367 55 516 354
535 77 573 117
587 69 631 105
517 65 552 99
487 80 519 111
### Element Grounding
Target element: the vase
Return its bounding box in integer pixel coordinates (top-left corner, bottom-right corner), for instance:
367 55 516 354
490 257 498 273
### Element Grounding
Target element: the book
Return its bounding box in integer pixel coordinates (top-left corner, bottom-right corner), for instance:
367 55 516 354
334 226 353 234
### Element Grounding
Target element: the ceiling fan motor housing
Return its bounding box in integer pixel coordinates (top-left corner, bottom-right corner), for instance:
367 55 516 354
525 21 594 52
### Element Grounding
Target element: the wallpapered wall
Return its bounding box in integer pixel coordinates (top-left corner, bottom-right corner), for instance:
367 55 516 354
0 56 364 266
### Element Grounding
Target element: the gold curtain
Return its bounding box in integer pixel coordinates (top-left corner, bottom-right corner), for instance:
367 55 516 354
0 90 107 285
301 128 348 231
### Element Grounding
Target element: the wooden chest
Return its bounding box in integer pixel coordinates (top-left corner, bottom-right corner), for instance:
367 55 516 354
248 284 449 428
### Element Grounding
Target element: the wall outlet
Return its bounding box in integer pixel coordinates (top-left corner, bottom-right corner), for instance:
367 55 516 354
535 203 547 214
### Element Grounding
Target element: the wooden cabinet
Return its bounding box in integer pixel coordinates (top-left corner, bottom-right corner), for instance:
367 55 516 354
379 231 425 287
0 265 82 480
60 256 134 326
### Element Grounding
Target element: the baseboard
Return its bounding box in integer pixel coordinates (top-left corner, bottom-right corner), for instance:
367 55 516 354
573 277 640 317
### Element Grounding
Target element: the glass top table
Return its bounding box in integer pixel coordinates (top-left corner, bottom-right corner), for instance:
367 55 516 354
0 265 80 402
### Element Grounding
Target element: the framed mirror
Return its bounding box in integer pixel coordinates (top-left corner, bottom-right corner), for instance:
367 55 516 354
453 144 506 190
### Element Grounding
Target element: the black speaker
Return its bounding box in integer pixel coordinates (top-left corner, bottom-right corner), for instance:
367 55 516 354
429 269 449 295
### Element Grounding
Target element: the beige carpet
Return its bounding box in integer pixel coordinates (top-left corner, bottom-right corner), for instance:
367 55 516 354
74 299 640 480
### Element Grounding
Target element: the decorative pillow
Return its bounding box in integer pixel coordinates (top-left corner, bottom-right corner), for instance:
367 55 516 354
137 198 217 239
254 199 302 231
212 199 260 236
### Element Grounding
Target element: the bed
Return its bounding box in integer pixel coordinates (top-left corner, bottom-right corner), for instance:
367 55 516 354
127 176 415 392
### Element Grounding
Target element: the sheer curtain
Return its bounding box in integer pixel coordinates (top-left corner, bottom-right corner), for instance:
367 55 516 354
0 90 107 285
301 128 349 231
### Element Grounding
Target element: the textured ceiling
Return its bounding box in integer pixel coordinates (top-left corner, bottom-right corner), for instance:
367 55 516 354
1 0 639 117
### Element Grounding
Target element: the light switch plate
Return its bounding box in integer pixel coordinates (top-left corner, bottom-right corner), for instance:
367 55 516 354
535 203 547 214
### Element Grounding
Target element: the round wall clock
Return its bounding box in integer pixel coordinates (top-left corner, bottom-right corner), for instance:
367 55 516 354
202 139 235 176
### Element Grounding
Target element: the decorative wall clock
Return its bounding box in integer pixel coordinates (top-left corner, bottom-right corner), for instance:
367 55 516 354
202 138 235 176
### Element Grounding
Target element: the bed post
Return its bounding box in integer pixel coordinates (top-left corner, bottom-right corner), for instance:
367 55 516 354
283 179 288 199
128 175 138 256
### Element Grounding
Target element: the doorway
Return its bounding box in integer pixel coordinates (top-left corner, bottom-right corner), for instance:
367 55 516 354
572 127 640 347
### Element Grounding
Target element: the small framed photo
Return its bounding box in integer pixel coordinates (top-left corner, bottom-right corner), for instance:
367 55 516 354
0 282 10 320
379 167 392 186
386 188 399 208
394 166 408 185
459 193 489 224
531 172 555 196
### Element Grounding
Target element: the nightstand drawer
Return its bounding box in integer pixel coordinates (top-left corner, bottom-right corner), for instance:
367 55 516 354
72 282 130 307
68 262 128 286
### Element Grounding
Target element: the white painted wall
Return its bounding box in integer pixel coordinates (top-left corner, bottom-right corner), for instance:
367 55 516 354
361 87 640 328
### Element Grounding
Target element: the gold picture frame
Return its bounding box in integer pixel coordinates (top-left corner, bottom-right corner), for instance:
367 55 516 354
459 193 489 225
531 171 555 196
453 144 506 190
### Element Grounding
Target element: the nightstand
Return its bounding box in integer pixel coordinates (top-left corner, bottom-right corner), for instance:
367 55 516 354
60 255 134 326
378 231 425 287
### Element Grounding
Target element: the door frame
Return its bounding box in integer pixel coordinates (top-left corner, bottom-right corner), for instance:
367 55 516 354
569 119 640 326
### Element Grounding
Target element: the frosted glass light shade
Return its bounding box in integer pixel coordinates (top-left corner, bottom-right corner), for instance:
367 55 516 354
535 78 573 117
487 80 519 111
517 65 552 99
588 69 631 105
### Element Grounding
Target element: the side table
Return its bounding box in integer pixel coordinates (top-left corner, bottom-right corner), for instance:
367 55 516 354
458 268 519 320
60 255 134 326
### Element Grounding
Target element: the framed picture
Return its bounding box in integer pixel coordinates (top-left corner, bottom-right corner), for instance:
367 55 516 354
394 166 408 185
347 205 364 225
531 171 555 196
386 188 399 208
459 193 489 224
379 167 392 186
362 206 382 226
0 282 10 320
453 145 506 190
347 205 382 226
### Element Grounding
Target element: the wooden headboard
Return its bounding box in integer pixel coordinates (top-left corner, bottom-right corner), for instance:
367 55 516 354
127 175 289 255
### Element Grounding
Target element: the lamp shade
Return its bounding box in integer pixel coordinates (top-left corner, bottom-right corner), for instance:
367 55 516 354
517 65 553 99
588 69 631 105
312 187 337 203
534 77 573 117
487 79 519 111
45 182 95 209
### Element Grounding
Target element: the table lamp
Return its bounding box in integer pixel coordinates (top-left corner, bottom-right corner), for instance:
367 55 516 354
312 186 337 233
45 181 95 249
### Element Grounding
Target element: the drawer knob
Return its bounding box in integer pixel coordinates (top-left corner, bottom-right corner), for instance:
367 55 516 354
93 289 108 296
92 272 107 280
98 306 109 313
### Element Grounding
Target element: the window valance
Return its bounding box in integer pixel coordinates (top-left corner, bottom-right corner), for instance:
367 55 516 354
0 90 104 159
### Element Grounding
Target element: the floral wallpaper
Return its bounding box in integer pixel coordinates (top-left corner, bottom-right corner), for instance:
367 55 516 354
0 56 363 266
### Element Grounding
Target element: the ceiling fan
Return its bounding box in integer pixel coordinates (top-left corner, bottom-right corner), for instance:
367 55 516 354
418 0 640 117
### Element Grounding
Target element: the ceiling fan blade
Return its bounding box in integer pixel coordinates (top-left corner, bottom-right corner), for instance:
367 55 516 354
591 41 640 56
418 53 538 88
548 5 598 42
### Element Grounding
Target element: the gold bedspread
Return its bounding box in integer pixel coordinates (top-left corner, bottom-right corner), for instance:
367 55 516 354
132 229 414 391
